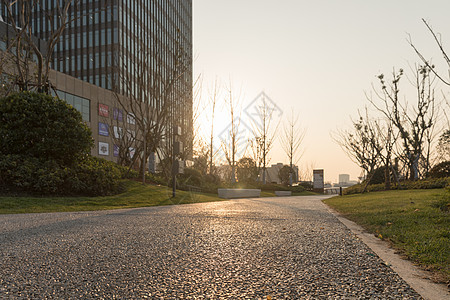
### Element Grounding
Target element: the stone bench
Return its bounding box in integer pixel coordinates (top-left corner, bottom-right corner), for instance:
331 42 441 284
217 189 261 199
275 191 292 196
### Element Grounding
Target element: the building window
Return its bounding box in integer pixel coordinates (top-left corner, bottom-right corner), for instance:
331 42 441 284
56 90 90 122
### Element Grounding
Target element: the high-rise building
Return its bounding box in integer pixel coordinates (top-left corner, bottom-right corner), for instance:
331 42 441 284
0 0 193 162
338 174 350 185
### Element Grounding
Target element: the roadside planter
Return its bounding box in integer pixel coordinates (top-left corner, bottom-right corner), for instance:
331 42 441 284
275 191 292 196
217 189 261 199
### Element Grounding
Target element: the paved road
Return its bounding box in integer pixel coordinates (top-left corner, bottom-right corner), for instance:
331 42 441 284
1 196 421 299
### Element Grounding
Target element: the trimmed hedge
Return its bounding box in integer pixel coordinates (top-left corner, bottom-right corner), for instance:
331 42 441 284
344 177 450 195
0 155 124 196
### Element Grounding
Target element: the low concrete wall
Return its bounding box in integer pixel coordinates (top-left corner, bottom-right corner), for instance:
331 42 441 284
218 189 261 199
275 191 292 196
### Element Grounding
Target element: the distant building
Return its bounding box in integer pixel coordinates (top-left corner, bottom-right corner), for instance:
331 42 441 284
334 174 358 187
339 174 350 185
260 163 299 185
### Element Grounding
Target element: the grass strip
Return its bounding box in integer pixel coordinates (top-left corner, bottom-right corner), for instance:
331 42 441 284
0 180 318 214
323 189 450 283
0 180 225 214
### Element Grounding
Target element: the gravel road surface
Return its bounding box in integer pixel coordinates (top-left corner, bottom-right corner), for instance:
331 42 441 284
0 195 421 299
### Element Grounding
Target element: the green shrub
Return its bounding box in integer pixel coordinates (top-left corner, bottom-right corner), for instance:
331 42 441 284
70 156 123 196
289 185 306 193
278 165 294 185
255 182 290 191
428 161 450 178
0 92 92 165
344 177 450 195
145 172 168 186
237 157 258 184
117 165 139 179
0 154 124 196
179 168 203 186
298 181 313 191
0 92 128 196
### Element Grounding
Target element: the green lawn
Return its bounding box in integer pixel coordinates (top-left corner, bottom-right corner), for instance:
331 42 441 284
0 180 225 214
0 181 318 214
323 189 450 282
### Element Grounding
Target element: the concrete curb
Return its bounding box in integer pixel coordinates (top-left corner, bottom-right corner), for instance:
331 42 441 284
323 202 449 300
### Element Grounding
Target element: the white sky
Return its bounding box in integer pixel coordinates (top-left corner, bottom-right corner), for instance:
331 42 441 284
193 0 450 183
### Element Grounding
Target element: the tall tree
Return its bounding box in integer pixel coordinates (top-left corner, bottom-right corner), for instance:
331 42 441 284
207 78 220 175
369 66 437 180
280 109 305 185
221 83 245 183
250 94 279 184
112 31 191 181
1 0 79 93
334 109 382 191
237 157 258 184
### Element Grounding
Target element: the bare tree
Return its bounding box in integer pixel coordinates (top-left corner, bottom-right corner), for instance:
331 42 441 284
99 97 138 169
280 109 305 185
298 161 315 189
372 118 399 189
1 0 80 93
250 93 280 184
334 109 382 191
206 78 220 175
112 30 191 181
408 19 449 86
221 83 245 183
369 66 437 180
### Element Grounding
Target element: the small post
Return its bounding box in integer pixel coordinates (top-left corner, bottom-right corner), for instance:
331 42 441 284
172 125 181 198
172 127 176 198
339 186 343 196
142 123 146 185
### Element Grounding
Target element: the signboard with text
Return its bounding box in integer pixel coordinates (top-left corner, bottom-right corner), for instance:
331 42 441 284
99 122 109 136
113 108 123 121
313 169 324 193
99 104 109 117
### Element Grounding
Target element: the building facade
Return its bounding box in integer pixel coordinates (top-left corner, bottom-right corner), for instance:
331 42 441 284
0 0 193 164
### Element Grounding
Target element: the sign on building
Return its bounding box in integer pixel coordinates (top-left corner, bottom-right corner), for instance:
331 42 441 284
99 122 109 136
113 108 123 121
98 103 109 117
113 145 119 157
99 142 109 156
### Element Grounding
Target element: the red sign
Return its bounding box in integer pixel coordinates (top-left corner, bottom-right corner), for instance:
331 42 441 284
99 103 109 117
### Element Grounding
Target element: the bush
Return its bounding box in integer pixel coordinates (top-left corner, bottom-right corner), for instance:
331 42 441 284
344 177 450 195
145 172 168 185
117 165 139 179
0 154 124 196
0 92 128 196
298 181 313 191
70 156 123 196
0 92 92 165
179 168 203 187
289 185 306 193
278 165 294 185
428 161 450 178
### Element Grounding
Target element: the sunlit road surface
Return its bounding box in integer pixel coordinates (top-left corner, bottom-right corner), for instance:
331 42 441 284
1 196 420 299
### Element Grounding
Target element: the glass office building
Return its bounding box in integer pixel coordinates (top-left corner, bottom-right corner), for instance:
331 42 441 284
1 0 193 157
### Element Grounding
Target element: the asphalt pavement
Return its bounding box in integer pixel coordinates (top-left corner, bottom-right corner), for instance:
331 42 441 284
0 195 422 299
